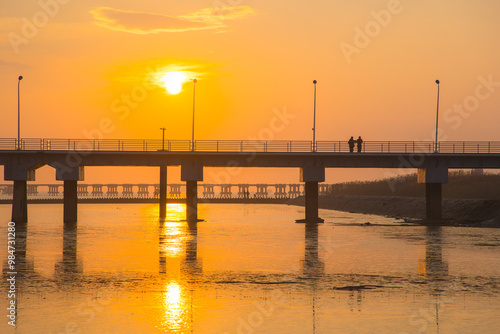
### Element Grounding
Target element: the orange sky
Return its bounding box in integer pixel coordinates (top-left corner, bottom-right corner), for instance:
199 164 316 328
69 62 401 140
2 0 500 184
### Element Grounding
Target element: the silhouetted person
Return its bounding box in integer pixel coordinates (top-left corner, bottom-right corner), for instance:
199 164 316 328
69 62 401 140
356 136 363 153
348 136 355 153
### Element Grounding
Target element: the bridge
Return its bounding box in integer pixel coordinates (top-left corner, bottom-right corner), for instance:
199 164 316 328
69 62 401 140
2 138 500 225
0 182 317 199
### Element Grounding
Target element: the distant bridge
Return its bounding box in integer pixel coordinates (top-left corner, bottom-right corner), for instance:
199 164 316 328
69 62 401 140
0 183 330 199
2 138 500 225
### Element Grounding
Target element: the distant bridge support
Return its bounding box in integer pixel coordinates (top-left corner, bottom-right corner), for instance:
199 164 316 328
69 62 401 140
297 166 325 223
57 166 84 226
159 166 167 222
418 166 448 221
182 164 203 223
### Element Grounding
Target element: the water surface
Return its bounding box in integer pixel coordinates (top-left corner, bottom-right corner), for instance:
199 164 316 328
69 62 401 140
1 203 499 333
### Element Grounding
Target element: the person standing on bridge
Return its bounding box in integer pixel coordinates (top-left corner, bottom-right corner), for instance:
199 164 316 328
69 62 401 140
356 136 363 153
348 136 355 153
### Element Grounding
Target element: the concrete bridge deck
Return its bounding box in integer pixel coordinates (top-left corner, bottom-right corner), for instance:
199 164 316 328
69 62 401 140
2 138 500 225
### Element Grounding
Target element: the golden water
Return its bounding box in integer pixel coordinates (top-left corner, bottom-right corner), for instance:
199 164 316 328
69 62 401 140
1 203 499 333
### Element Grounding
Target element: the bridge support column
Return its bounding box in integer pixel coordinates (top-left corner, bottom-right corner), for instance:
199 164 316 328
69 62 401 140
186 181 198 222
418 166 448 222
5 164 37 224
12 180 28 224
55 166 84 226
159 166 167 222
181 163 203 223
305 181 319 222
297 166 325 224
64 181 78 226
426 183 442 220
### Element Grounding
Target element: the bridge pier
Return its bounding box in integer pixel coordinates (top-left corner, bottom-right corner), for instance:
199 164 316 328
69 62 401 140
305 182 319 221
418 166 448 222
5 164 37 224
12 180 28 223
297 166 325 224
186 181 198 222
425 183 442 220
63 180 78 226
182 163 203 223
55 165 84 226
159 166 167 221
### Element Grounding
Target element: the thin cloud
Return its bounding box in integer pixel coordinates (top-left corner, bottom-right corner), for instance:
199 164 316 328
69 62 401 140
90 6 255 34
182 6 256 23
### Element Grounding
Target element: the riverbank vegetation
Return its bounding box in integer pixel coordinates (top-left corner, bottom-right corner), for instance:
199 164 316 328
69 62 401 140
328 170 500 199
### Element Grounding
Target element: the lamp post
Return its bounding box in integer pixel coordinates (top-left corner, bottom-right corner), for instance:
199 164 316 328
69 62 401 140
434 79 440 153
312 80 317 152
191 79 197 151
160 127 166 151
17 75 23 150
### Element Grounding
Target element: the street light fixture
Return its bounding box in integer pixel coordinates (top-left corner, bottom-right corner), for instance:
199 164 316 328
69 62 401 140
312 80 317 152
17 75 23 150
434 79 440 153
160 127 166 151
191 79 197 151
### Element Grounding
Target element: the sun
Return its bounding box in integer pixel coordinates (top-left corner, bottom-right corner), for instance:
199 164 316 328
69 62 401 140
161 72 187 94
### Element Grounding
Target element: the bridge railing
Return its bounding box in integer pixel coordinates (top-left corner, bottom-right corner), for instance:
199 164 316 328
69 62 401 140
1 138 500 154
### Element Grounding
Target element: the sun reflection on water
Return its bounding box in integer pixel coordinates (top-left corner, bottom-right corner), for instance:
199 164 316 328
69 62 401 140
162 281 191 332
157 203 197 333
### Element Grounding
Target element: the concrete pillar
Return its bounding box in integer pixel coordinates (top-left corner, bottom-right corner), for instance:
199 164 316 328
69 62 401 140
5 163 36 224
426 183 442 220
297 166 325 223
181 163 203 223
159 166 167 221
186 181 198 223
63 180 78 225
418 167 448 222
55 165 84 226
12 180 28 224
305 181 319 222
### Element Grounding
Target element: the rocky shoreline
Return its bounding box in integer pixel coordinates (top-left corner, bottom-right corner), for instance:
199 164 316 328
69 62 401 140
288 195 500 228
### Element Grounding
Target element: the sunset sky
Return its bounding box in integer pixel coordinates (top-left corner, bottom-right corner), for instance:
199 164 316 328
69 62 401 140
2 0 500 184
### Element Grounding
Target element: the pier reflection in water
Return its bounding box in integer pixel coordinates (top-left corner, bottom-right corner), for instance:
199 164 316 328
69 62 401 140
1 204 499 334
55 223 82 275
